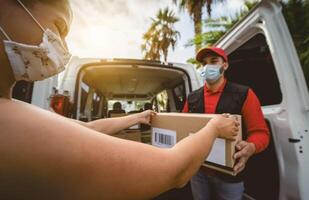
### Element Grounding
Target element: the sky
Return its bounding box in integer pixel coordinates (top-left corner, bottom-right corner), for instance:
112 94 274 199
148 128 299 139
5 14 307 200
66 0 248 63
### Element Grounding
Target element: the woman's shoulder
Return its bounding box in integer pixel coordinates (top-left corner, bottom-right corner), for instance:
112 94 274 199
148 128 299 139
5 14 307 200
0 98 22 112
0 98 112 144
0 98 80 134
0 97 117 154
0 98 42 115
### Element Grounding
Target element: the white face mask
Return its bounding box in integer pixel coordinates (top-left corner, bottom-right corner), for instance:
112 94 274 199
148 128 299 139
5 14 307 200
0 0 71 81
200 64 224 84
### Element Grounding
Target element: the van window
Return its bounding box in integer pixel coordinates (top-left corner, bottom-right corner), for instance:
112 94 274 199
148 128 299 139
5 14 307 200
107 100 150 114
282 1 309 91
226 34 282 106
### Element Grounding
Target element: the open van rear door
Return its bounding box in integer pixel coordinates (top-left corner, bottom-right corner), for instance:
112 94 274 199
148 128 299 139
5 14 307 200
214 0 309 199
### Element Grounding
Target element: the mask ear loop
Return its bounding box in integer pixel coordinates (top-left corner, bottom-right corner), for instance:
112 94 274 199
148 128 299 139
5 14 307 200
0 26 12 41
16 0 45 32
219 66 225 74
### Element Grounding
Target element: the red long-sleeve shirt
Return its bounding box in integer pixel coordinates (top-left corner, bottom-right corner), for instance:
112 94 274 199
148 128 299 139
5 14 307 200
182 79 269 153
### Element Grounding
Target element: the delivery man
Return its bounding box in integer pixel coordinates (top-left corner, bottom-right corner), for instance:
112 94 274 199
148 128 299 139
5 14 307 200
183 47 270 200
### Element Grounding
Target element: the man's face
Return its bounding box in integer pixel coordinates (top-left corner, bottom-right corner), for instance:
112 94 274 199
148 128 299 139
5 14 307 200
202 54 227 70
203 55 225 66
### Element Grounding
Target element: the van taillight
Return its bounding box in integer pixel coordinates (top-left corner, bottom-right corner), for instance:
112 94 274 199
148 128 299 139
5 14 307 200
50 95 72 117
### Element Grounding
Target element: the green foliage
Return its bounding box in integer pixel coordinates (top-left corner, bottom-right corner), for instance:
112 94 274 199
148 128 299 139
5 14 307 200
282 0 309 89
173 0 225 17
141 7 180 62
186 57 199 65
185 0 258 67
172 0 225 52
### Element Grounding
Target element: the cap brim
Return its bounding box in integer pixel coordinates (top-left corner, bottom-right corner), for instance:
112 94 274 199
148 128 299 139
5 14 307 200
196 48 214 63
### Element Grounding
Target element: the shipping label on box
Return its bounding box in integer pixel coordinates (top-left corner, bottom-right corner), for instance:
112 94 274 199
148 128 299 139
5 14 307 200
151 113 242 176
152 128 177 148
189 133 226 166
206 138 226 166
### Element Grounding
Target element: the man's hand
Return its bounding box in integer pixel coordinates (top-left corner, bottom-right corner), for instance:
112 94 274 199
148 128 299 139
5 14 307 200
233 141 256 174
136 110 156 125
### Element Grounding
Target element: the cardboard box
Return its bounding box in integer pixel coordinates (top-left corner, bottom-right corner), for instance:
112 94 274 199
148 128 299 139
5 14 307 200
140 130 152 144
114 130 141 142
151 113 242 176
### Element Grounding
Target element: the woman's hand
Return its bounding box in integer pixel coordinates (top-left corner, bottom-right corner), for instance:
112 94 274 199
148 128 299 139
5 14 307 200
208 114 240 140
136 110 157 125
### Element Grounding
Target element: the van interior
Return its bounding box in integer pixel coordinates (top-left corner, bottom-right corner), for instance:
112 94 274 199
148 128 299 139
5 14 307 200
74 63 188 144
75 63 188 119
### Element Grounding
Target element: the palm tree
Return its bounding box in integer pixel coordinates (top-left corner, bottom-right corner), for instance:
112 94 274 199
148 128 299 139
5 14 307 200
141 8 180 62
173 0 225 52
141 25 161 61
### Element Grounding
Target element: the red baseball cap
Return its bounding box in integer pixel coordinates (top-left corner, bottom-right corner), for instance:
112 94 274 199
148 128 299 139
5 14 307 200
196 47 228 63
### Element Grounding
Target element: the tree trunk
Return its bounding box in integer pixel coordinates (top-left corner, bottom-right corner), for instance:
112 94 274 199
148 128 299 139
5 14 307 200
193 8 203 53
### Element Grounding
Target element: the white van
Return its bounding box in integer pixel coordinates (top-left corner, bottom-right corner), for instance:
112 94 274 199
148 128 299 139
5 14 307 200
14 0 307 199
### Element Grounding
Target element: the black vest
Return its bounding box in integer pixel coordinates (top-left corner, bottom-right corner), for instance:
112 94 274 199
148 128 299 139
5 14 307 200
187 81 249 182
188 81 248 115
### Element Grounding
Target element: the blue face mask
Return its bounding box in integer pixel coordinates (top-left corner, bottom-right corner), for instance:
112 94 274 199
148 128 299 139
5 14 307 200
201 64 224 84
